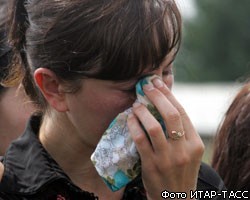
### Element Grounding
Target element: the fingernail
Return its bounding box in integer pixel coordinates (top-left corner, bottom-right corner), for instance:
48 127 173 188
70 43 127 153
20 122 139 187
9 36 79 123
153 78 163 88
133 102 141 108
143 84 154 91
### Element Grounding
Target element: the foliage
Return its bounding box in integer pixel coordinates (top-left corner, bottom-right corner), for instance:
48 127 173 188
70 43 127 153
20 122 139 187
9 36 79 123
175 0 250 82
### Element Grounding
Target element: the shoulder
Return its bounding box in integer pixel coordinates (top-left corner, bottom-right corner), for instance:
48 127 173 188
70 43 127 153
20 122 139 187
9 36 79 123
197 162 226 191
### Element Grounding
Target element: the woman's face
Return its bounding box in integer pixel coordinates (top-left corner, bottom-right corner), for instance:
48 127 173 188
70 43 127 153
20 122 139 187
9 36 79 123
64 61 174 148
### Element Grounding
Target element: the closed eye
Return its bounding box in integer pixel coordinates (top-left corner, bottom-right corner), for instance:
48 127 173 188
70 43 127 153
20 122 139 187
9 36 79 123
120 86 136 94
163 68 173 76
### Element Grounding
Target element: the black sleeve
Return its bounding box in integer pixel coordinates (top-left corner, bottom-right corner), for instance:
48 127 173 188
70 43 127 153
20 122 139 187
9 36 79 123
0 192 13 200
198 162 226 190
196 162 228 200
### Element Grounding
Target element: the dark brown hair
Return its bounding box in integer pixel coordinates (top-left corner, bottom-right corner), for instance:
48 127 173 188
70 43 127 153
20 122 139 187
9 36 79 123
0 0 14 95
8 0 182 110
212 82 250 190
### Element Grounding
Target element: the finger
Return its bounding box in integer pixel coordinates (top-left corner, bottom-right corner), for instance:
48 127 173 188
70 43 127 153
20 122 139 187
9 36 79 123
153 79 205 156
132 102 169 153
152 78 196 140
127 113 153 164
142 83 186 141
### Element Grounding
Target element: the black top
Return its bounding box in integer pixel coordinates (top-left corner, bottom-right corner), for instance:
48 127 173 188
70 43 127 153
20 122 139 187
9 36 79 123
0 115 227 200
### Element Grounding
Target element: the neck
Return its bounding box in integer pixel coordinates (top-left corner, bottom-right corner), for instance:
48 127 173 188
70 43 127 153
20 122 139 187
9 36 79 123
39 111 95 177
39 112 124 199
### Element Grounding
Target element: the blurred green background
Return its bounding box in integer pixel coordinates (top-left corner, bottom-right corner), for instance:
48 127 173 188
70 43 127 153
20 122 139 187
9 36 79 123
174 0 250 163
175 0 250 83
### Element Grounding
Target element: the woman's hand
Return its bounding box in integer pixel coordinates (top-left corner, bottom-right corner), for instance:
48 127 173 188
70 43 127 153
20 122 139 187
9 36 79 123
127 77 204 200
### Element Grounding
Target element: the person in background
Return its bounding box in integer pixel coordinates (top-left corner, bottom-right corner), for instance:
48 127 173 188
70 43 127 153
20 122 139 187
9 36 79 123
0 0 34 156
212 81 250 191
0 0 226 199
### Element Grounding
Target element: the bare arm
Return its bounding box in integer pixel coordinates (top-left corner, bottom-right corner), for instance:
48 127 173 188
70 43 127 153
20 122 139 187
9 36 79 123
0 163 4 182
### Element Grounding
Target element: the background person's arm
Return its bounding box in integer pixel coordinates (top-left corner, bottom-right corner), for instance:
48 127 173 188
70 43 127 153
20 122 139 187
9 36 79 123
0 162 3 182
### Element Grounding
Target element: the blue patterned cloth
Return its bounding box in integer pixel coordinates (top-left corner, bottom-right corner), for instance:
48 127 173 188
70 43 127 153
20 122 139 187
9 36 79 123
91 75 167 191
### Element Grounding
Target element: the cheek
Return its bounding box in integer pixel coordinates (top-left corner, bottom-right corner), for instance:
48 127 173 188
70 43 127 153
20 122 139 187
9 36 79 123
88 92 133 123
67 90 134 139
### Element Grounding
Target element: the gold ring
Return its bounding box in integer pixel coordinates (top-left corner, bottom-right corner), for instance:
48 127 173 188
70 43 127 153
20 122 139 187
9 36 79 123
170 131 185 140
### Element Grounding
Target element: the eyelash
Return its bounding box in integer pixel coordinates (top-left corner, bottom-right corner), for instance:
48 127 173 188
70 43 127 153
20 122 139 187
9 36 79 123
122 86 136 93
122 68 173 93
163 68 173 76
